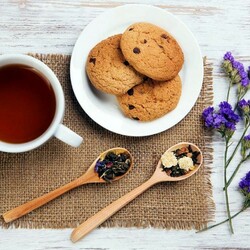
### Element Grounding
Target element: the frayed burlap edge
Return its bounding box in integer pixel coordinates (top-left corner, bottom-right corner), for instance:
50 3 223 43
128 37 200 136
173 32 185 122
199 58 215 230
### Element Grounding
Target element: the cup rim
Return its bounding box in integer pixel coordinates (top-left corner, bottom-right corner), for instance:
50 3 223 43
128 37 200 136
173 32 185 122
0 54 65 153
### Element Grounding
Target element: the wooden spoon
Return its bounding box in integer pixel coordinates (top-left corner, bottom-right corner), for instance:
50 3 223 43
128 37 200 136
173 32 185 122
71 142 203 243
3 147 133 223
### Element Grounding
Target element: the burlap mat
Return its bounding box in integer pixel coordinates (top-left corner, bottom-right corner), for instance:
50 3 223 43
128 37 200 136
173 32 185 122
0 54 214 230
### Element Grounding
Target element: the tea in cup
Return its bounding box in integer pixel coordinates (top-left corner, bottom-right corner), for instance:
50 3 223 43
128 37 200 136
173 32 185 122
0 54 83 153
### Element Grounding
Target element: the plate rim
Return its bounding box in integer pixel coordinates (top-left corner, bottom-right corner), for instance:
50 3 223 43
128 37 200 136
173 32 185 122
70 4 204 137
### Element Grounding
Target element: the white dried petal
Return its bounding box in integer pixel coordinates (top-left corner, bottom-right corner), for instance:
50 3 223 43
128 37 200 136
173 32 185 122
178 157 193 171
161 152 178 168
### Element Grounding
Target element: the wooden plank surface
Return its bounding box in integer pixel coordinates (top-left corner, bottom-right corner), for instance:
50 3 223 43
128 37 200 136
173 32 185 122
0 0 250 249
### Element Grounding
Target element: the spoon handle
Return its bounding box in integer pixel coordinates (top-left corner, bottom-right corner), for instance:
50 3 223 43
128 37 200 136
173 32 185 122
3 176 85 223
71 177 157 243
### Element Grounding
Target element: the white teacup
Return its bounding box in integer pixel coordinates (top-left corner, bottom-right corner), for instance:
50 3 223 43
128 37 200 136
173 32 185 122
0 54 83 153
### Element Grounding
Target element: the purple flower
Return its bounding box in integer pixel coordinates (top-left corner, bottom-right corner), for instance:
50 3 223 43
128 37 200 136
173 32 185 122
239 171 250 194
202 107 226 129
213 114 227 128
241 77 249 87
204 116 213 128
238 99 250 117
225 122 236 131
248 66 250 80
238 99 248 109
232 61 243 72
233 61 244 73
219 101 232 110
222 52 249 87
219 101 240 123
224 52 234 62
202 106 214 119
244 135 250 141
202 107 215 128
242 134 250 152
202 102 239 136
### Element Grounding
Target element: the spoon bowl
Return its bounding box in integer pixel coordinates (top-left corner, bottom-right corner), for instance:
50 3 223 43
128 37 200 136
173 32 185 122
85 147 133 183
71 142 203 243
3 147 133 223
152 142 203 182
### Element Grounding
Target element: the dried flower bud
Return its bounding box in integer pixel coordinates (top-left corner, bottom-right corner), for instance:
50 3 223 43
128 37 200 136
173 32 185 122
239 171 250 198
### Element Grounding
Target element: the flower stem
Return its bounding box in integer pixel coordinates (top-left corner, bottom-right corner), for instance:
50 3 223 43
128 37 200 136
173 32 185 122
224 158 246 189
226 123 250 169
224 140 234 234
226 83 232 102
197 207 245 233
234 93 246 112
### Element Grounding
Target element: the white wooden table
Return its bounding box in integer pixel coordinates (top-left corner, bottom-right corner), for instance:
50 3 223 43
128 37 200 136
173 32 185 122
1 0 250 249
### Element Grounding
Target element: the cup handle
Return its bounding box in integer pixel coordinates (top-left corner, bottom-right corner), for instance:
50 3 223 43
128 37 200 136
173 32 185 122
54 124 83 147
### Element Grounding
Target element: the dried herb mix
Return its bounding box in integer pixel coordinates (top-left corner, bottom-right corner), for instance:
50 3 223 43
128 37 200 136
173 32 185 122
94 151 131 182
161 145 200 177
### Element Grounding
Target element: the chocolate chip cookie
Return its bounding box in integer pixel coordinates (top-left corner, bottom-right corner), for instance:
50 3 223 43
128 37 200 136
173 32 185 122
120 22 184 81
117 75 182 121
86 34 144 95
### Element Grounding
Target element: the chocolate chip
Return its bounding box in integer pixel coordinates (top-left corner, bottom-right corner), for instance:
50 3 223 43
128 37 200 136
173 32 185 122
127 88 134 96
158 45 163 49
133 47 140 54
161 34 168 39
128 105 135 110
123 61 129 66
143 39 147 44
129 28 134 31
89 58 96 64
143 76 148 82
132 117 140 120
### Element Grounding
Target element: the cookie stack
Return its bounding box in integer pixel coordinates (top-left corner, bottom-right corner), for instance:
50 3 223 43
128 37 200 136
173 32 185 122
86 22 184 121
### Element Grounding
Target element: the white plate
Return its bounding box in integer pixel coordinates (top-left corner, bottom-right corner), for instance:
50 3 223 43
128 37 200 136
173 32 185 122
70 4 203 137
